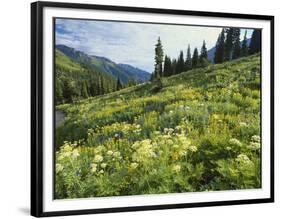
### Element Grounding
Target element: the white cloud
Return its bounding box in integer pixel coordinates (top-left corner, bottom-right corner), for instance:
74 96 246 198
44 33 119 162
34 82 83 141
56 19 254 72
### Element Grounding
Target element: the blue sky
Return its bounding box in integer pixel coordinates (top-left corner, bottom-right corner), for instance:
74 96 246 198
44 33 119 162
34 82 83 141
56 18 253 72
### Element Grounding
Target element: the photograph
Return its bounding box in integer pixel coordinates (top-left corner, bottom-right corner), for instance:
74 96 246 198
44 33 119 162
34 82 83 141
54 18 262 199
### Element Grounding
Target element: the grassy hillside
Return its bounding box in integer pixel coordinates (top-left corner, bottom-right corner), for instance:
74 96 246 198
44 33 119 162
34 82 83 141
56 50 83 72
55 50 118 104
55 54 261 199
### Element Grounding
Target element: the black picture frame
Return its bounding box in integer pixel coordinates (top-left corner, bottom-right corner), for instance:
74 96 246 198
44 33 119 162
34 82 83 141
31 1 274 217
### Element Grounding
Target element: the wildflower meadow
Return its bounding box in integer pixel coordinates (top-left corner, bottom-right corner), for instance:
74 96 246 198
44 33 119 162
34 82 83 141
55 54 261 199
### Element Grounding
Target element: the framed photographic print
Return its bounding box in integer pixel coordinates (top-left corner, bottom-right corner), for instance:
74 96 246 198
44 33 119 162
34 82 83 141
31 1 274 217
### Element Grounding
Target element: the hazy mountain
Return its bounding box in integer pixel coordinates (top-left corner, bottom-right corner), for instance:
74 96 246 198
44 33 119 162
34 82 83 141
56 45 150 83
117 64 151 82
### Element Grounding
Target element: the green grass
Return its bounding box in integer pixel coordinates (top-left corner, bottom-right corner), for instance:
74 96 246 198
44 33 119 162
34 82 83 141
55 50 84 72
55 54 261 199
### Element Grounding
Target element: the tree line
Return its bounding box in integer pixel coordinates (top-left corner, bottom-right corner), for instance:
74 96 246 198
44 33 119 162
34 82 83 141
151 38 209 80
55 65 127 104
214 28 261 63
151 28 261 80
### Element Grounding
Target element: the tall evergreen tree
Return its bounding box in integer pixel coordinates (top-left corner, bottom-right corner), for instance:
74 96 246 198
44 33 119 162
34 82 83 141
224 28 234 61
176 50 185 74
232 28 241 59
63 78 76 103
249 29 261 54
184 45 192 71
154 37 164 78
55 79 63 104
88 78 95 96
81 81 89 98
199 40 209 67
214 29 225 63
96 79 101 95
192 48 199 68
171 58 177 75
99 76 105 95
200 40 208 59
116 77 123 91
241 30 249 57
163 55 172 77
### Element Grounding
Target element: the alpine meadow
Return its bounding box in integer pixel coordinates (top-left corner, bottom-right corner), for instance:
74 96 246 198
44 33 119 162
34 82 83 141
54 19 261 199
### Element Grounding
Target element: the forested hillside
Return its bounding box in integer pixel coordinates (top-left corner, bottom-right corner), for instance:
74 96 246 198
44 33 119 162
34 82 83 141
56 45 151 84
55 50 118 104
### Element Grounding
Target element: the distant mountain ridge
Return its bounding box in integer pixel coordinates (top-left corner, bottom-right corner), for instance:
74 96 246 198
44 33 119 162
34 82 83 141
117 64 151 82
56 45 150 83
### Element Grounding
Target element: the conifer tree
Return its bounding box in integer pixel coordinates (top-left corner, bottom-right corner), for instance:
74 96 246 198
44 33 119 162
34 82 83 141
96 80 101 95
88 78 95 96
176 50 185 74
241 30 249 57
192 48 199 68
81 81 89 98
154 37 164 78
214 29 225 63
55 79 63 104
199 40 209 67
116 77 123 91
63 78 75 103
163 55 172 77
171 59 177 75
184 44 192 71
99 77 105 95
232 28 241 59
224 28 234 61
249 29 261 54
200 40 208 59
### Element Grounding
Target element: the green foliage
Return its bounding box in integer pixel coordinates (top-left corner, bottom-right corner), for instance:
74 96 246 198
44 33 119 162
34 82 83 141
192 48 199 68
55 54 261 199
184 45 192 71
81 81 89 98
249 29 261 55
199 40 210 68
153 37 164 79
224 28 235 61
200 40 208 61
214 29 225 63
163 55 173 77
116 77 123 91
241 31 249 57
232 28 241 59
176 50 185 74
55 50 117 104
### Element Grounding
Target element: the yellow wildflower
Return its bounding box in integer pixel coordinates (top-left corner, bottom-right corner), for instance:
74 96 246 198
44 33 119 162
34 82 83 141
101 163 107 168
71 149 80 158
91 163 97 173
56 163 64 174
93 154 103 163
130 162 138 169
172 164 181 173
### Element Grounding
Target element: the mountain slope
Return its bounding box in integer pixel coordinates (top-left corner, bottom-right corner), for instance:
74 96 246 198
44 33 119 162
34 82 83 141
117 63 151 82
56 44 150 83
55 49 117 103
56 54 261 198
57 54 260 143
